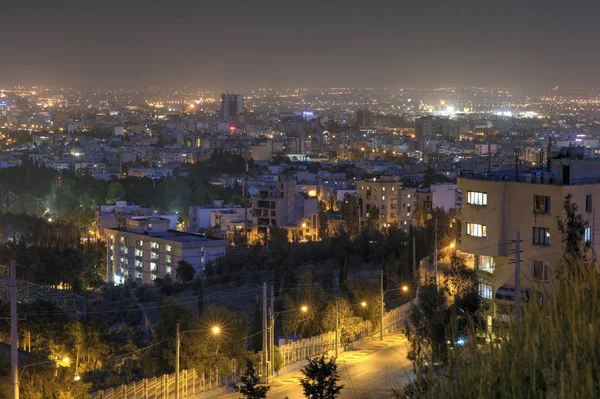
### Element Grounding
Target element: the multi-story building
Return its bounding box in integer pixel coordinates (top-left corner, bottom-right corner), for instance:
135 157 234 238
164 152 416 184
456 154 600 326
251 181 295 237
106 217 227 284
356 178 417 232
221 93 244 122
96 201 153 235
189 202 247 232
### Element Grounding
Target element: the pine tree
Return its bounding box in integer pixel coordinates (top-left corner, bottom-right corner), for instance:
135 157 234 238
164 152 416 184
235 359 270 399
300 355 343 399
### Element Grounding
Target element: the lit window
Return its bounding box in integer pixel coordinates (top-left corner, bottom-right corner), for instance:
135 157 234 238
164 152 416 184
466 222 487 238
532 260 549 281
478 282 493 300
467 191 487 206
382 187 386 192
533 227 550 245
382 196 386 201
585 226 591 243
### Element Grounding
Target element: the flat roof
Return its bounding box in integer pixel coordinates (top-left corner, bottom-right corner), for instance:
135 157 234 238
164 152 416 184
106 228 227 244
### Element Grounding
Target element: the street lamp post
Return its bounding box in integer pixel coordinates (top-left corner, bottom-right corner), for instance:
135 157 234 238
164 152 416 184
176 323 220 399
268 305 308 381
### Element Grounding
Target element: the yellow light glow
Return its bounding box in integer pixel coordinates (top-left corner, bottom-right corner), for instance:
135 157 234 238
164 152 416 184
307 189 317 197
301 305 308 313
301 222 307 228
360 301 367 308
212 326 220 335
402 285 409 293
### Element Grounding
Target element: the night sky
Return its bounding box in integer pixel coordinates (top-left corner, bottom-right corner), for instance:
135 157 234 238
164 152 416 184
2 0 599 89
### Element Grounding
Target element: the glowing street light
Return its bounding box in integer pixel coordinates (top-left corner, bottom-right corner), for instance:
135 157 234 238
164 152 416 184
360 301 367 308
211 326 220 335
401 285 409 293
300 305 308 313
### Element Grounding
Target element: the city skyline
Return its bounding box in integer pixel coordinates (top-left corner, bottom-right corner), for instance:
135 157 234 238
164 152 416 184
3 0 600 89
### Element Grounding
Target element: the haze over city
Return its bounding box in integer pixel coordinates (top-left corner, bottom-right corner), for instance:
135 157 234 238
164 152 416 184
3 0 600 88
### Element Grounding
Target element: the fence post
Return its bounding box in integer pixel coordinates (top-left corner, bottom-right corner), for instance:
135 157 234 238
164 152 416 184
144 379 148 399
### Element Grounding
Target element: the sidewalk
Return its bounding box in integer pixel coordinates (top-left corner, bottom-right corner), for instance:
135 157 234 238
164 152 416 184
209 330 410 399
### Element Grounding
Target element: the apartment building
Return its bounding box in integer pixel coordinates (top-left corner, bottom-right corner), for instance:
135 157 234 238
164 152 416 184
356 178 417 232
96 201 153 235
106 217 227 284
251 181 295 237
456 154 600 325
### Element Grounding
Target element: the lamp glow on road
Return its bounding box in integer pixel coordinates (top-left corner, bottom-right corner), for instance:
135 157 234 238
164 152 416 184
300 305 308 313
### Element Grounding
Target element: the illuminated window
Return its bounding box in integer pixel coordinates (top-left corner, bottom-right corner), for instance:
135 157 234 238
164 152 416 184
532 227 550 245
466 223 486 238
478 282 493 300
585 226 591 243
467 191 487 206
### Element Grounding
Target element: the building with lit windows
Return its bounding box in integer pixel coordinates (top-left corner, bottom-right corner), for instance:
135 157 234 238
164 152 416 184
456 152 600 326
106 217 227 284
356 178 417 232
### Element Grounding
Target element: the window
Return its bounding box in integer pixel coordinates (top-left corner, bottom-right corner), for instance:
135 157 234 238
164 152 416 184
586 194 593 212
382 187 386 192
466 222 487 238
382 195 386 201
477 255 495 273
533 227 550 245
585 226 591 243
478 282 493 300
533 195 551 213
467 191 487 206
151 242 159 250
532 260 549 281
150 262 157 272
166 245 172 252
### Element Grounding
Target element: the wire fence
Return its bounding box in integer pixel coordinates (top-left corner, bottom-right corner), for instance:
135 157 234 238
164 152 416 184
89 301 413 399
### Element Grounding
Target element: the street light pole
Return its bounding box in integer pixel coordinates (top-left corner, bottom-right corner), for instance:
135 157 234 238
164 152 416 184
380 270 384 341
10 259 18 399
175 322 180 399
335 298 339 358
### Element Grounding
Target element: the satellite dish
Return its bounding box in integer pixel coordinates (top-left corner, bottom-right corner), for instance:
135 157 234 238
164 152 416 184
248 186 259 196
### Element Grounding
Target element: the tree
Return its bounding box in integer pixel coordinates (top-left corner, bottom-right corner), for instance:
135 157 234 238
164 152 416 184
318 210 328 240
341 194 358 235
105 182 125 203
557 193 588 261
299 355 343 399
234 359 270 399
176 260 196 282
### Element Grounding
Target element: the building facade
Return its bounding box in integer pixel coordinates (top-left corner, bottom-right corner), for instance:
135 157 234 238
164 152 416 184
106 217 227 284
456 157 600 325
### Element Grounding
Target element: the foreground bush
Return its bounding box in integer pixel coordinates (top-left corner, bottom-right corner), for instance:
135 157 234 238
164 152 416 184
401 262 600 398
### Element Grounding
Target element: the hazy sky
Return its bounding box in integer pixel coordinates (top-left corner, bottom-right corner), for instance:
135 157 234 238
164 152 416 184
2 0 599 89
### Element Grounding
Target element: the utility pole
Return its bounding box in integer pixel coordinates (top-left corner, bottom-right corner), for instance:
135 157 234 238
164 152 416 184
335 298 339 358
380 270 384 340
175 322 180 399
262 283 267 381
269 284 274 380
593 208 596 262
515 231 521 326
244 161 249 246
412 235 417 282
10 260 18 399
434 218 438 289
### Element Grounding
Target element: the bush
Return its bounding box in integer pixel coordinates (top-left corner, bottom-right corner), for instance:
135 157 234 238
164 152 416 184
401 261 600 398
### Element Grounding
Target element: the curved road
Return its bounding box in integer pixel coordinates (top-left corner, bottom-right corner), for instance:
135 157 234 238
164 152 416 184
215 331 414 399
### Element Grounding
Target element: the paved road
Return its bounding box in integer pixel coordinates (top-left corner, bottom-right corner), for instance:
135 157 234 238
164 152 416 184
216 331 414 399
